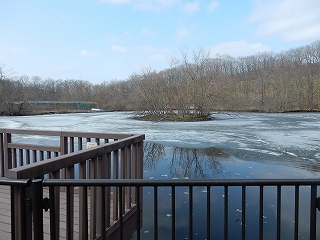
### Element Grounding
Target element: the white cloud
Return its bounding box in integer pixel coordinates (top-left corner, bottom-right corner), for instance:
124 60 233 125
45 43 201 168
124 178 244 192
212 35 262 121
139 45 154 52
100 0 180 11
142 28 156 36
124 31 132 37
209 41 271 57
208 1 220 12
78 49 99 57
11 47 27 54
247 0 320 42
100 0 132 4
105 34 118 42
183 1 200 14
111 45 128 53
174 26 190 40
139 45 171 60
151 48 170 60
134 0 180 11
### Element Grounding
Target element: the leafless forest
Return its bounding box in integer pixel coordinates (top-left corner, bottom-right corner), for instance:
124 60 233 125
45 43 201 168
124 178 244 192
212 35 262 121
1 40 319 117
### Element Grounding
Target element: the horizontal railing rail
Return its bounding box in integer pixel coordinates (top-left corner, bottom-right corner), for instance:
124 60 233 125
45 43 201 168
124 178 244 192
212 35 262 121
43 178 320 240
0 178 31 186
0 128 138 177
6 134 145 179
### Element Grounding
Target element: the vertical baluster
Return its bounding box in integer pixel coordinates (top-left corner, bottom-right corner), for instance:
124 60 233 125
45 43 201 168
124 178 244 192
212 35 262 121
79 185 88 240
138 141 143 179
259 186 264 240
294 185 299 240
100 186 106 239
125 145 131 209
96 152 108 237
242 186 246 240
189 186 193 240
138 141 143 233
224 186 228 240
132 143 137 203
0 132 4 177
172 186 176 240
154 186 158 240
119 186 124 240
4 132 12 173
66 163 74 239
105 152 111 227
49 186 57 240
66 186 73 240
60 135 68 179
310 185 317 240
51 170 60 240
89 157 97 239
113 150 119 222
78 137 88 240
120 147 126 214
207 186 210 240
136 186 141 240
277 185 281 240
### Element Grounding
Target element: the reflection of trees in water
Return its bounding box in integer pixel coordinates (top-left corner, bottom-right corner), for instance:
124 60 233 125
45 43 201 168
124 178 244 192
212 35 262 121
170 147 230 179
143 142 231 179
143 142 165 171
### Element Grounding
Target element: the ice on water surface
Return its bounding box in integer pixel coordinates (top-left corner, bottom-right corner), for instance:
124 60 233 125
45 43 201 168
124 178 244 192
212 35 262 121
2 111 320 240
1 111 319 175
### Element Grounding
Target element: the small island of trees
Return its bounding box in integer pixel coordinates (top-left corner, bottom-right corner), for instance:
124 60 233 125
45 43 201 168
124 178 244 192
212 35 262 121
1 40 319 120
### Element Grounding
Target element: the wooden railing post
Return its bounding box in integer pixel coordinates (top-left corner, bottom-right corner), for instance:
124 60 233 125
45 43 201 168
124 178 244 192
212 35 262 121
60 134 68 180
125 145 132 209
0 132 4 177
31 179 44 240
112 150 119 222
4 132 12 177
89 157 97 239
12 184 30 240
50 170 60 240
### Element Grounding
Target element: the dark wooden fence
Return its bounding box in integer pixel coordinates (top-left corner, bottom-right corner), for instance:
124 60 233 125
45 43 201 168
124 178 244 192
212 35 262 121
0 128 144 239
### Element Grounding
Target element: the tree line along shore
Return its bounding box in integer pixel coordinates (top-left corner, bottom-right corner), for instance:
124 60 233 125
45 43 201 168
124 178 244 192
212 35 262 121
1 40 319 121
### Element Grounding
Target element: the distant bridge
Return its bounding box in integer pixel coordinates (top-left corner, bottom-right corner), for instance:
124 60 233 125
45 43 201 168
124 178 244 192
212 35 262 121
7 101 99 114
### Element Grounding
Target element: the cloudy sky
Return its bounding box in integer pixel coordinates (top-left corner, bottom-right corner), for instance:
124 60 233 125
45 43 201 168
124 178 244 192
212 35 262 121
1 0 320 84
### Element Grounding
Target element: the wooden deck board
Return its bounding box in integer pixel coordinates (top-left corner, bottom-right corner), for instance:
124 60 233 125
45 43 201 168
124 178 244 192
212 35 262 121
0 185 139 240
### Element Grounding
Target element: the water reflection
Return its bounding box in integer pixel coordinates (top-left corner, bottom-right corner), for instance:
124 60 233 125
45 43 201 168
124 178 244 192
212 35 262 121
138 143 320 240
143 142 232 179
143 142 165 171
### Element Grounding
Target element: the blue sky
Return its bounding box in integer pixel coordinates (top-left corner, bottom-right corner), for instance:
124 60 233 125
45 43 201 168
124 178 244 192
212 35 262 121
1 0 320 84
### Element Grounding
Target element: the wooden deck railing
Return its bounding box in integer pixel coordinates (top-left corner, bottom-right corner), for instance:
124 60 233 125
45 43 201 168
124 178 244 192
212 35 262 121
0 128 145 240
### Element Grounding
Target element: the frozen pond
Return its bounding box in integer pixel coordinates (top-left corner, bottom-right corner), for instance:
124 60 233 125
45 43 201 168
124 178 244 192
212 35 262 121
1 111 320 239
1 111 319 178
